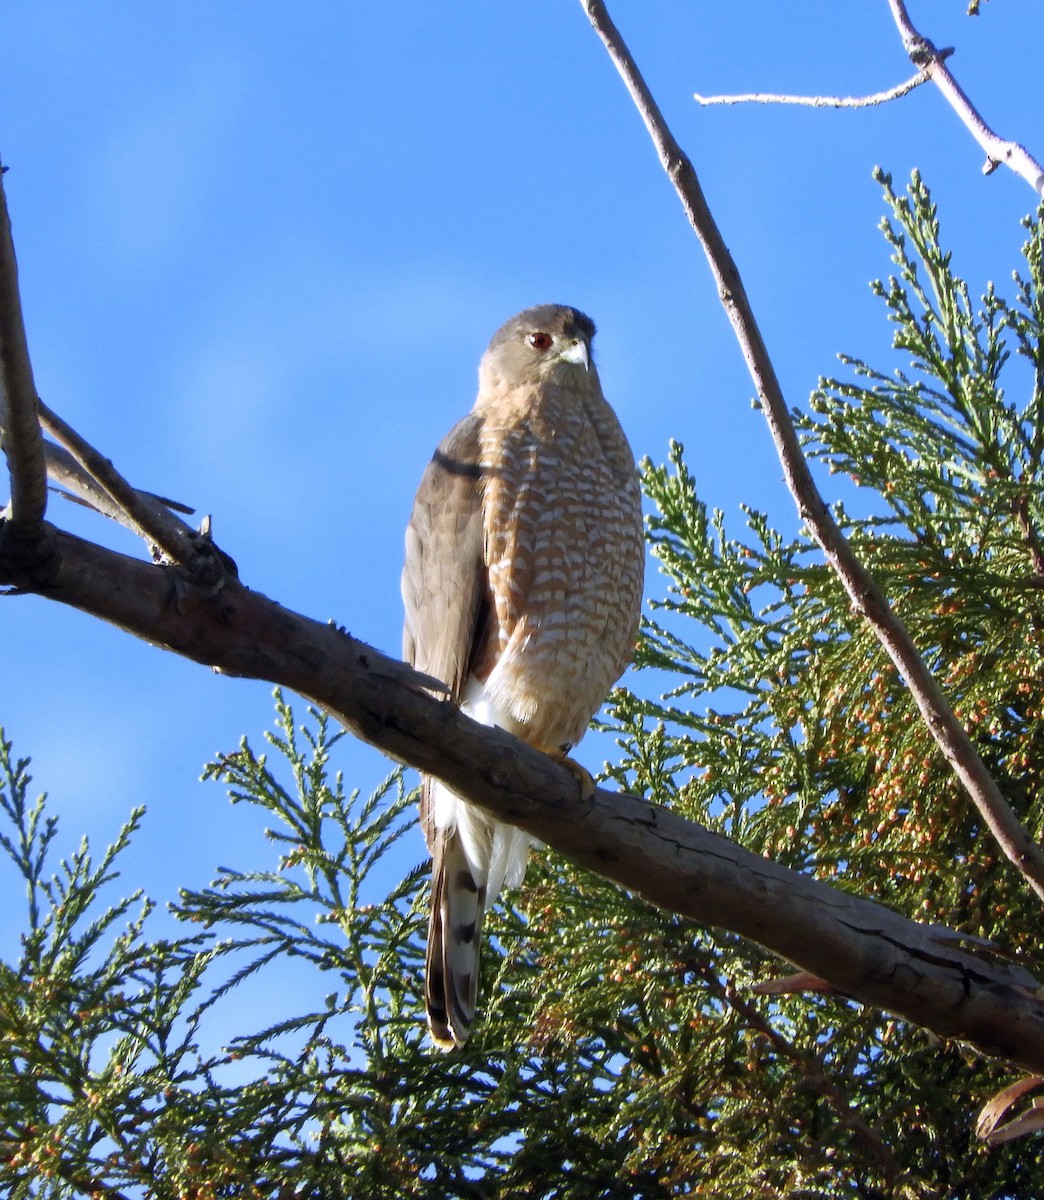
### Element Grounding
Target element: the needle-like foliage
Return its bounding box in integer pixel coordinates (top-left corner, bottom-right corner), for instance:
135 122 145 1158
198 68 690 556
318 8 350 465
3 175 1044 1197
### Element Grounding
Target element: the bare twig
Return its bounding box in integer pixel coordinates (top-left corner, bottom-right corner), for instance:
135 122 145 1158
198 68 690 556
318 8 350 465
42 437 194 528
581 0 1044 901
694 70 929 109
42 439 133 522
887 0 1044 194
0 172 196 562
0 166 47 530
36 399 205 567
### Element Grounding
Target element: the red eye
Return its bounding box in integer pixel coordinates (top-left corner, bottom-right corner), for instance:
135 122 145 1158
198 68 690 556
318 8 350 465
527 331 553 351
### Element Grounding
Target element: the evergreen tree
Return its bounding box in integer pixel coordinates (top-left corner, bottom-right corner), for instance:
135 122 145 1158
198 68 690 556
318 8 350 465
2 174 1044 1198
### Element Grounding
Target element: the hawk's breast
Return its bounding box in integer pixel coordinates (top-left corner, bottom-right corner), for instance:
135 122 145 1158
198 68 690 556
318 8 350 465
474 385 643 751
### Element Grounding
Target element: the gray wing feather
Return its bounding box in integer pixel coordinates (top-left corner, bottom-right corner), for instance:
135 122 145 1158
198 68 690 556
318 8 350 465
403 413 490 1044
402 411 487 702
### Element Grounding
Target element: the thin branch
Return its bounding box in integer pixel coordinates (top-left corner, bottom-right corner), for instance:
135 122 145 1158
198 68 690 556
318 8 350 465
43 439 137 523
887 0 1044 194
1013 493 1044 577
2 523 1044 1071
42 438 194 528
53 1160 134 1200
580 0 1044 901
694 70 930 109
0 174 197 561
0 165 47 531
716 974 901 1184
36 399 208 568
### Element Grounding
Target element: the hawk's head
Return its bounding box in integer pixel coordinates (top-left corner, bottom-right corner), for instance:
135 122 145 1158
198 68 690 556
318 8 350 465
479 304 598 393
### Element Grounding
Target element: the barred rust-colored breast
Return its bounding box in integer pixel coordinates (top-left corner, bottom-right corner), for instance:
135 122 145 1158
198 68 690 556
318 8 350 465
473 374 644 752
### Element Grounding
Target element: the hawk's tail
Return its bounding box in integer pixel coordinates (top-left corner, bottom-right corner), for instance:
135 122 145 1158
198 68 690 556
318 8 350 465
426 830 485 1049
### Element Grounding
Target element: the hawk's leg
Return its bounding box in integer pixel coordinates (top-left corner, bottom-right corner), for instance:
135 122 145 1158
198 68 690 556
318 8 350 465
552 748 597 801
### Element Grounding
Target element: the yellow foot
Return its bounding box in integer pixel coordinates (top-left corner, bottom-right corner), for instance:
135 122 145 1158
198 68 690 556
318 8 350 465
553 752 596 801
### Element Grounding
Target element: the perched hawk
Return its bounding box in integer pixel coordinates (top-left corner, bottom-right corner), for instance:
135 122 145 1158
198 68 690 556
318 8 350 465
402 304 644 1048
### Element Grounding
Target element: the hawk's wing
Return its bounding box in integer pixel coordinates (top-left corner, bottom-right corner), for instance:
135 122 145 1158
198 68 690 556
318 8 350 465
402 412 494 1047
401 412 489 846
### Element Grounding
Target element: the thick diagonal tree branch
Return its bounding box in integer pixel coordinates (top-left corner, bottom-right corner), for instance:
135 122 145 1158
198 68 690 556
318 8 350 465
887 0 1044 194
2 524 1044 1072
581 0 1044 903
0 166 47 533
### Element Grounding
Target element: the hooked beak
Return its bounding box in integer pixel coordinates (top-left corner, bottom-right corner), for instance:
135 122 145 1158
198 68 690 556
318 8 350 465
559 338 590 371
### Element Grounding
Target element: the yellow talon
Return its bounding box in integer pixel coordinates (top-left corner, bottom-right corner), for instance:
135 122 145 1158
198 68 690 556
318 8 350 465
554 753 597 801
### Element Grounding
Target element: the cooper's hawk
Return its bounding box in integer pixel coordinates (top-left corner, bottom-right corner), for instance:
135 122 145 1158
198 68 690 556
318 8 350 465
402 304 644 1048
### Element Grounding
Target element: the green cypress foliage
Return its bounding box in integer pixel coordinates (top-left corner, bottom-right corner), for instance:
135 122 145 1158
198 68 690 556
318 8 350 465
3 174 1044 1197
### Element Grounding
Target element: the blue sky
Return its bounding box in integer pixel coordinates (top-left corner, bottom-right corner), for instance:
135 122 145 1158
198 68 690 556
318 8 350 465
2 2 1043 1029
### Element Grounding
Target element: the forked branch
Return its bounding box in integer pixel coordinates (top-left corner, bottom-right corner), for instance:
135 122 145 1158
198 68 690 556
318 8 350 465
36 398 206 567
40 437 194 531
887 0 1044 193
0 170 227 582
